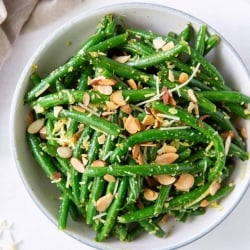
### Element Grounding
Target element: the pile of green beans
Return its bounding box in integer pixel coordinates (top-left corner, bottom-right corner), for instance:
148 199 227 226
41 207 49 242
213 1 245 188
25 14 249 242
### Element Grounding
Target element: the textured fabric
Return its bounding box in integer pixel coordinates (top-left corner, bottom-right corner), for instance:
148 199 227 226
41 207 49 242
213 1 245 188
0 0 82 68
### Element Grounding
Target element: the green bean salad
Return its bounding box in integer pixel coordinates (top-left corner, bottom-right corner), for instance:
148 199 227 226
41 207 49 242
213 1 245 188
25 14 250 242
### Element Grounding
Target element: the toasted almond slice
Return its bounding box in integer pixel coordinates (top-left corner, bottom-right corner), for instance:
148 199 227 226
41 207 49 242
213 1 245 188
178 72 189 84
142 114 155 126
104 174 116 183
127 79 138 90
70 157 85 173
95 193 114 212
143 188 158 201
110 90 126 106
200 199 209 208
155 152 179 164
162 41 175 51
57 146 73 158
91 160 106 167
155 174 176 185
102 111 116 116
27 118 45 134
106 101 120 110
174 173 194 192
39 126 47 139
241 127 248 139
93 85 113 95
120 104 132 114
124 114 141 134
157 143 177 154
98 134 106 144
132 144 140 160
90 76 116 86
82 92 90 106
209 181 221 195
72 105 86 113
113 55 131 64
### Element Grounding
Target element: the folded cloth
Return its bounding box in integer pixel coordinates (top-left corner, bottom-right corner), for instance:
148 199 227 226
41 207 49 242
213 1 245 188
0 0 82 68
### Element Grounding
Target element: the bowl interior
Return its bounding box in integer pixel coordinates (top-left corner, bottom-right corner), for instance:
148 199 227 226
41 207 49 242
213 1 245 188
10 3 250 250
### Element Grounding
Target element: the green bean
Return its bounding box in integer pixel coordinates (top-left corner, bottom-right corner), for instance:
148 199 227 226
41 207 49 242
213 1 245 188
96 177 129 242
112 223 128 241
30 72 41 86
228 142 249 161
202 90 250 104
128 28 225 85
58 194 71 230
126 43 186 69
194 24 207 56
225 103 250 119
110 128 208 163
50 109 121 138
118 182 211 223
80 131 101 206
85 161 208 178
204 34 220 55
26 133 83 208
88 53 156 87
152 102 226 182
154 185 171 214
177 23 193 42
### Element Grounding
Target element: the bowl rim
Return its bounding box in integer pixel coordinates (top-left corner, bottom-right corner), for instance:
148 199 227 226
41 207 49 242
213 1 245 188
9 2 250 250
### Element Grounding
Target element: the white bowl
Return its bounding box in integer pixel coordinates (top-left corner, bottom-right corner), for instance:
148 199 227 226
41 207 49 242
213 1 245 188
10 3 250 250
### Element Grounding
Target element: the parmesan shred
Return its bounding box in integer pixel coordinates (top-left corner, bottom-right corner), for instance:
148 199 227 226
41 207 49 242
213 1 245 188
224 135 231 156
0 220 21 250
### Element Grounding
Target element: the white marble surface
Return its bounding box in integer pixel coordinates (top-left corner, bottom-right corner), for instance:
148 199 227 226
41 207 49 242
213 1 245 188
0 0 250 249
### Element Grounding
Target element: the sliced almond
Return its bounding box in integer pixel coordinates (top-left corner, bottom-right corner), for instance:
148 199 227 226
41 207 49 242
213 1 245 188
70 157 85 173
113 55 131 64
27 118 45 134
92 85 113 95
174 173 194 192
104 174 116 183
82 92 90 106
53 106 63 118
72 105 86 113
110 90 126 106
162 41 175 51
155 152 179 164
209 181 221 195
97 134 106 145
240 127 248 139
132 144 140 160
95 193 114 212
120 104 132 114
106 101 120 110
39 126 47 139
57 146 73 158
142 114 155 126
154 174 176 185
90 77 116 86
178 72 189 84
124 114 141 134
157 143 177 154
143 188 158 201
91 160 106 167
200 199 209 208
127 79 138 90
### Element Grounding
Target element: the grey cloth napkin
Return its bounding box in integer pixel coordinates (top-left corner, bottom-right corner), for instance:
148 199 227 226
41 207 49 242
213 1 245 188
0 0 82 68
